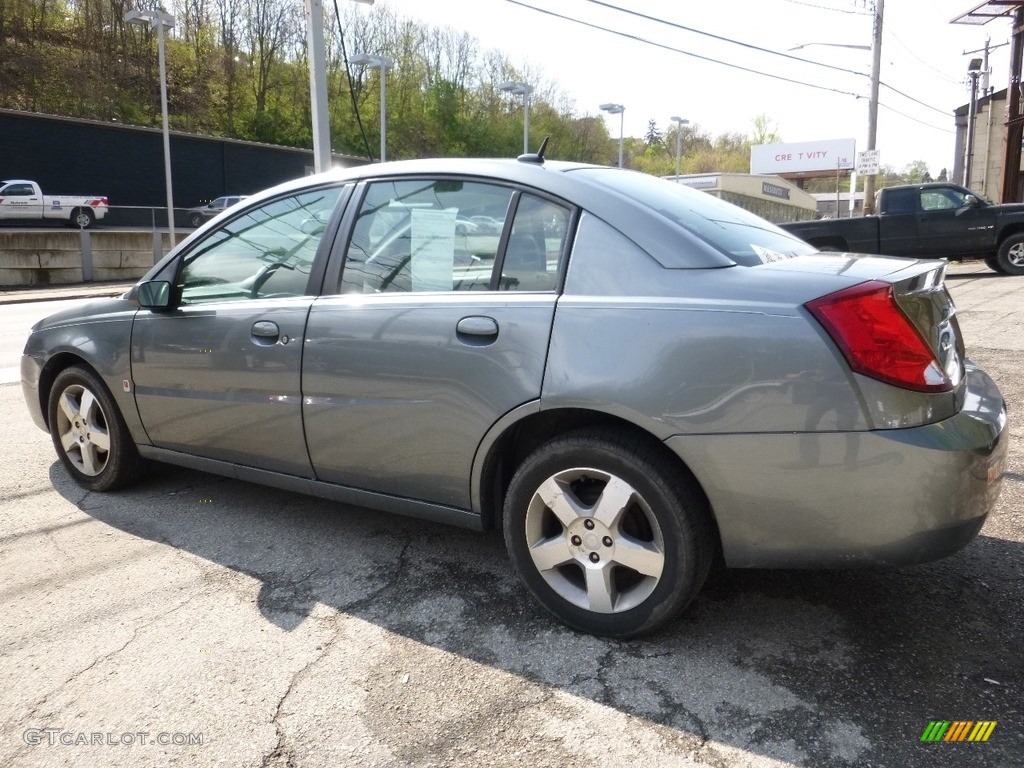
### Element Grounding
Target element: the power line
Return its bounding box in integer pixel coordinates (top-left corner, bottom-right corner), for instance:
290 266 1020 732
780 0 870 13
883 27 962 85
879 81 954 116
503 0 864 99
577 0 867 78
511 0 954 123
877 101 954 133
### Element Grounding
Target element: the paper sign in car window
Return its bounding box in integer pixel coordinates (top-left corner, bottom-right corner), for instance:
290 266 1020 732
411 209 458 291
752 244 796 264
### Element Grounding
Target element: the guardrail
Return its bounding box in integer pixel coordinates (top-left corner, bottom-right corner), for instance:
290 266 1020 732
98 204 204 230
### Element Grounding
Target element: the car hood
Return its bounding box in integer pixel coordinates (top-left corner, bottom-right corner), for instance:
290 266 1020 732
989 201 1024 215
30 296 138 333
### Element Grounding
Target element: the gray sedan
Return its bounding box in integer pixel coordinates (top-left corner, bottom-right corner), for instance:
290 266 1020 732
21 157 1009 638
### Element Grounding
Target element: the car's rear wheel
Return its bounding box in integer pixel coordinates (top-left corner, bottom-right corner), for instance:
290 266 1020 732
984 254 1003 273
502 428 714 638
996 234 1024 275
69 208 94 229
47 365 144 491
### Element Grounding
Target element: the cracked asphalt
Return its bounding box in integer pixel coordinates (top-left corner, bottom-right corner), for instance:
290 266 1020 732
1 261 1021 767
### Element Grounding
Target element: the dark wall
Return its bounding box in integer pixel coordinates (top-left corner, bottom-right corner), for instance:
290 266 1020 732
0 110 366 212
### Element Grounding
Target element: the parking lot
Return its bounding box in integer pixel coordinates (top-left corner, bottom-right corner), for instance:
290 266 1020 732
1 260 1021 768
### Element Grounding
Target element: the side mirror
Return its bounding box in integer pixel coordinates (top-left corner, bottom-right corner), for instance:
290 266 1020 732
137 280 172 310
964 194 980 208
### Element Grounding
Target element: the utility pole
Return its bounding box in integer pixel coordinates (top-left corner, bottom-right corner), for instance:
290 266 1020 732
1001 6 1024 202
965 62 982 188
861 0 884 215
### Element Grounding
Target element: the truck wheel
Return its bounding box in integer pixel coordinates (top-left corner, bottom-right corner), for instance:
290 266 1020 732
69 208 94 229
984 255 1004 274
996 234 1024 275
502 427 714 638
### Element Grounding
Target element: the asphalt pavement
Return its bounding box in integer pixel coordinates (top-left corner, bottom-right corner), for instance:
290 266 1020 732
0 259 1020 768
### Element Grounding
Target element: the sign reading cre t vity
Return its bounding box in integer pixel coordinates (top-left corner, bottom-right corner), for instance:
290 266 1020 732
750 139 856 175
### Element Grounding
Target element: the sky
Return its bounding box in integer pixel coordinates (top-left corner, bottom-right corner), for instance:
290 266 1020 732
369 0 1012 176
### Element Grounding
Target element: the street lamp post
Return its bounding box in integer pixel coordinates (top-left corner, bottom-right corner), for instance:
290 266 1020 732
497 81 534 153
600 103 625 167
497 81 536 153
670 116 689 182
124 7 177 246
351 53 395 162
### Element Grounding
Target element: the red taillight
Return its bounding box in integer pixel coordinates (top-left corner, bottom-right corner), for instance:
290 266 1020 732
806 280 951 393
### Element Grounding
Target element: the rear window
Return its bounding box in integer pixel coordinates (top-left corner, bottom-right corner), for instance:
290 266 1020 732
572 168 815 266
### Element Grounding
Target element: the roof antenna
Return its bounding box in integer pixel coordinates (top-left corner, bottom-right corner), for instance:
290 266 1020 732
517 136 550 165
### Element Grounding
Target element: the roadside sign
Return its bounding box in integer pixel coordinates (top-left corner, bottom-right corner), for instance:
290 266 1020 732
857 149 880 175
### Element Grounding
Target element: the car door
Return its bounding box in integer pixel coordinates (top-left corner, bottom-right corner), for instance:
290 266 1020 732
131 185 346 476
874 186 921 255
303 177 573 509
0 182 43 220
913 186 997 258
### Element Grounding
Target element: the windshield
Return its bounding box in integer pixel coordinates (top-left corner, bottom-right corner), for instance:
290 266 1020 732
573 168 816 266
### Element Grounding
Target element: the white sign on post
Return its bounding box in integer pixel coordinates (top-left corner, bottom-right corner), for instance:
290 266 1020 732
856 150 880 176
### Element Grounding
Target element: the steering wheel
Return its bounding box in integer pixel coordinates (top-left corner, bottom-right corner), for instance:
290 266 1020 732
250 262 283 298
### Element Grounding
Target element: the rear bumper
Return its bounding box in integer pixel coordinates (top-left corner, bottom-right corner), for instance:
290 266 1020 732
666 364 1008 568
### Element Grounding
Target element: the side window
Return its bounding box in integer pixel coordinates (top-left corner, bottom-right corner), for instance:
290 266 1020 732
178 186 342 304
920 188 963 211
882 188 917 215
340 179 515 294
4 184 34 196
500 194 570 292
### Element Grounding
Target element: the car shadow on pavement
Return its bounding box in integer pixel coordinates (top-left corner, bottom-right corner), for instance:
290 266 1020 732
50 460 1023 768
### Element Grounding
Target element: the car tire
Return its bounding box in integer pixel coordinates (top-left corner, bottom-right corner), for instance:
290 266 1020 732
69 207 94 229
984 254 1004 274
995 234 1024 275
47 365 144 491
502 427 714 638
189 213 204 228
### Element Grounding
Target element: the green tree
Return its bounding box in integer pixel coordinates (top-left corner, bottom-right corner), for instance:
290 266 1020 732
902 160 932 184
644 119 662 149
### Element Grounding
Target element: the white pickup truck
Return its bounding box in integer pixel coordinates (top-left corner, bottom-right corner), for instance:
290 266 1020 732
0 180 109 228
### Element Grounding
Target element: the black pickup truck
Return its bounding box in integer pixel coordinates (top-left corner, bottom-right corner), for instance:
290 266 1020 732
779 182 1024 275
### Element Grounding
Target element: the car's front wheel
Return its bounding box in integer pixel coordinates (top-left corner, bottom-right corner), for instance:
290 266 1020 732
189 213 204 228
47 365 144 491
503 428 714 638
